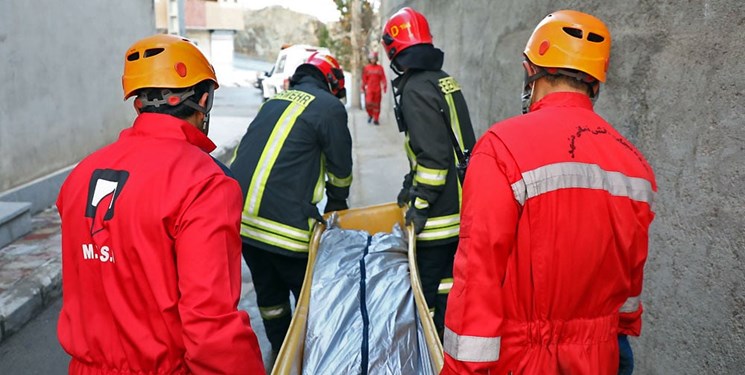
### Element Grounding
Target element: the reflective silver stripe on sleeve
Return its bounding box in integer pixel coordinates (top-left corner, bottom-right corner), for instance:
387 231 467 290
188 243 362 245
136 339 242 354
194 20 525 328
619 295 641 313
443 327 501 362
512 162 655 206
511 178 527 205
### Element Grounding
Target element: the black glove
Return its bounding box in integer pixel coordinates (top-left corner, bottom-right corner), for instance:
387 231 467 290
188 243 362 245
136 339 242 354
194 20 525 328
324 198 348 213
405 206 428 234
397 187 411 208
618 335 634 375
397 173 413 207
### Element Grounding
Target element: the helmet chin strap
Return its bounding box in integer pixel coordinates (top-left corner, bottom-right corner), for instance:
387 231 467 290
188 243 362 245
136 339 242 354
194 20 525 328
390 60 405 76
182 84 215 136
520 62 600 114
521 62 547 114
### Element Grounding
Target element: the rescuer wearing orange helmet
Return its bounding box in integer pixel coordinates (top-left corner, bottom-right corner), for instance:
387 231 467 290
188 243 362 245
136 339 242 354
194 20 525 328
230 51 352 369
56 34 265 374
361 51 387 125
441 10 657 374
381 7 476 341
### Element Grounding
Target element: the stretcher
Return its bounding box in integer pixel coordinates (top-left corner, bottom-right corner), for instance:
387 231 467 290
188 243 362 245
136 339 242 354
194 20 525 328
271 202 444 374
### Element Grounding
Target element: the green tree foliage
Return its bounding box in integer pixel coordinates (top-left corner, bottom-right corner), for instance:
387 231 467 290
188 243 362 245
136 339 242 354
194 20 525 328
326 0 376 69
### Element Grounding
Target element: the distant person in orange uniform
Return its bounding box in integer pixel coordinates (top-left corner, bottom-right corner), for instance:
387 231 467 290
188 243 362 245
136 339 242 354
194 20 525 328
362 52 387 125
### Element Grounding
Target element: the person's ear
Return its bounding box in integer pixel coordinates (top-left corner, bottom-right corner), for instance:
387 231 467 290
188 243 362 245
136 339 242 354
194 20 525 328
198 92 209 108
522 61 538 76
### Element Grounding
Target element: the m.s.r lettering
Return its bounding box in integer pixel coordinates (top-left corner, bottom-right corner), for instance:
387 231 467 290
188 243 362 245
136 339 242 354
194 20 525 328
82 243 115 263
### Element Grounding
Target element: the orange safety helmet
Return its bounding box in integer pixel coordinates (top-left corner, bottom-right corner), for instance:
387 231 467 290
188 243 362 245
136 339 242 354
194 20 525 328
524 10 611 82
381 7 432 61
122 34 218 100
305 51 346 98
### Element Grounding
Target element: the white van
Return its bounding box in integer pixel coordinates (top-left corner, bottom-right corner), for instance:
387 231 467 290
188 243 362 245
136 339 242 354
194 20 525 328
261 44 332 101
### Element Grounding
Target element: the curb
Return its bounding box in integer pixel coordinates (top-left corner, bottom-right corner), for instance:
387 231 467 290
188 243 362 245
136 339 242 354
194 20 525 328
0 209 62 343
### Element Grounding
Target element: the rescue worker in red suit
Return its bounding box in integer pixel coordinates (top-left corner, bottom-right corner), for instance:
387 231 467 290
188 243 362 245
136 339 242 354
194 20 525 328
56 34 265 374
442 10 656 375
362 51 387 125
382 7 476 341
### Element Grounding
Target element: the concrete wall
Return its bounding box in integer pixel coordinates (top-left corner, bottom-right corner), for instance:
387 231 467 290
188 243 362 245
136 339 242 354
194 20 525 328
0 1 155 194
381 0 745 373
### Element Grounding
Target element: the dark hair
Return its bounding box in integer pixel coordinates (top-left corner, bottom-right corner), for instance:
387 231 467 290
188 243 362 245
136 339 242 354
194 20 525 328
544 72 594 96
137 80 212 119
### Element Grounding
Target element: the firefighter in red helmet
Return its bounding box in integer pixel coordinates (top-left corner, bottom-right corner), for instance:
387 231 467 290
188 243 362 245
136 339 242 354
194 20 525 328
230 51 352 370
362 51 387 125
56 34 265 374
442 10 657 374
381 7 476 341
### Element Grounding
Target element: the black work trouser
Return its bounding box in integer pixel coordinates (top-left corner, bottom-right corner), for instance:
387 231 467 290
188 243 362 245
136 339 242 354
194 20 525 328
242 243 308 353
416 240 457 340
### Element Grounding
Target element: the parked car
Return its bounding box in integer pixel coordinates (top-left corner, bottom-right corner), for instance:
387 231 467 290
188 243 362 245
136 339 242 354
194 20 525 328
261 44 331 101
254 66 272 91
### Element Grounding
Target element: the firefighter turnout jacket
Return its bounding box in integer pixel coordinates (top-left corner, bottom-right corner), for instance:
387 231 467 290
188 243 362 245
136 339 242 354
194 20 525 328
56 113 265 374
442 92 657 374
230 75 352 257
394 69 475 247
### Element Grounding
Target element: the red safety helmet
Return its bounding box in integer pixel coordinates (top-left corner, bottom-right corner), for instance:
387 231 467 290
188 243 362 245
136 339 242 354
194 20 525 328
381 7 433 61
305 52 346 98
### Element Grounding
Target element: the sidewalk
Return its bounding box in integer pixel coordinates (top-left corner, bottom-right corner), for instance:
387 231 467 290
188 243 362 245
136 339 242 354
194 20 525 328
0 105 409 352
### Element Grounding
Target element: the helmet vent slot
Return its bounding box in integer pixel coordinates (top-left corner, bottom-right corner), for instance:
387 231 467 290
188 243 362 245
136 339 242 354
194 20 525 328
587 33 605 43
382 33 394 46
144 48 165 58
127 52 140 61
562 27 583 39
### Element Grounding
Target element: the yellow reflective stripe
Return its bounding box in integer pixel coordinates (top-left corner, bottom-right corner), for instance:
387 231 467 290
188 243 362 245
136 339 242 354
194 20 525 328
444 327 501 363
313 156 325 204
444 94 465 152
619 295 641 313
404 135 416 169
414 197 429 210
241 226 308 252
327 171 352 188
417 214 460 240
242 215 310 242
445 92 465 202
424 213 459 229
417 224 460 241
414 165 447 186
438 278 453 294
243 102 304 216
229 143 240 165
259 303 291 320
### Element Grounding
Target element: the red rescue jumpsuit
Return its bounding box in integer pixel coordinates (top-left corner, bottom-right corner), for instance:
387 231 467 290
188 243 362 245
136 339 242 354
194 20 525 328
57 113 265 374
442 92 656 374
362 62 387 122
